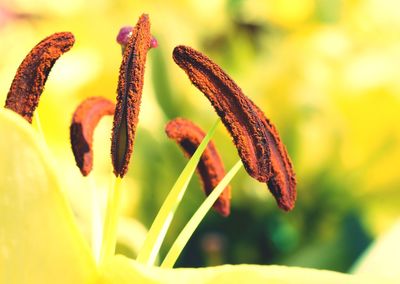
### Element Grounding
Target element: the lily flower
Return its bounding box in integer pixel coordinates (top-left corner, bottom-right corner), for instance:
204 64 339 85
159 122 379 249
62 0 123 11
0 13 397 284
0 108 396 283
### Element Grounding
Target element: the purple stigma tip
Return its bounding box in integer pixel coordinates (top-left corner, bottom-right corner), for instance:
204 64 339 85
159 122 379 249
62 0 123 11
150 36 158 48
116 26 133 46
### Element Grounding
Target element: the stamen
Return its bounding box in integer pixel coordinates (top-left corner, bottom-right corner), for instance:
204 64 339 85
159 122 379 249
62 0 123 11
70 97 115 176
5 32 75 123
136 119 221 267
100 176 123 263
173 45 271 183
249 100 296 211
161 160 243 268
172 45 296 211
111 14 153 177
165 118 231 216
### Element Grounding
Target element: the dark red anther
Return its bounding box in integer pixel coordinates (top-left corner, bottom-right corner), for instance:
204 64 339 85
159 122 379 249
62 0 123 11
166 118 231 216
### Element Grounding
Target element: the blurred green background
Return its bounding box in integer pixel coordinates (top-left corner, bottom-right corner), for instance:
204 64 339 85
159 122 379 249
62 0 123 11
1 0 399 272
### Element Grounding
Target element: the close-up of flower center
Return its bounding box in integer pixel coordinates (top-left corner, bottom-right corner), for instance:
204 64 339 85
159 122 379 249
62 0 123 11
1 4 399 284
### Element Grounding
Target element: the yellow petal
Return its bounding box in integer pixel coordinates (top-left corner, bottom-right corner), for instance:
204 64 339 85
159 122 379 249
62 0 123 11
0 109 96 284
352 219 400 278
99 255 396 284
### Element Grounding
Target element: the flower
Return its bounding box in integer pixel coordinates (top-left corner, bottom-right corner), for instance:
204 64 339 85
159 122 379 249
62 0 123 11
1 108 397 283
0 13 398 284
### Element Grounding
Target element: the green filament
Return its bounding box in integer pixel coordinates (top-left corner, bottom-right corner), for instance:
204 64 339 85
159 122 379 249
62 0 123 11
161 160 243 268
100 176 122 264
136 118 221 266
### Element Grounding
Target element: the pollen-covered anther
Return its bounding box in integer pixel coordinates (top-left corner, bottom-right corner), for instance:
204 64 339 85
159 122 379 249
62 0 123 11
172 45 296 211
70 97 115 176
111 14 153 177
5 32 75 123
166 118 231 217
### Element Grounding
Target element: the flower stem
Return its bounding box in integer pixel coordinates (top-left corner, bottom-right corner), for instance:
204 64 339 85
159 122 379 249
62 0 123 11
100 176 122 264
33 111 43 134
33 111 46 142
88 175 102 264
136 118 221 266
161 160 243 268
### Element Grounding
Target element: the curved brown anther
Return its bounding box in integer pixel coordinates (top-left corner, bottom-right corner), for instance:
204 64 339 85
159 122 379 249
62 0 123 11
70 97 115 176
5 32 75 123
172 45 296 211
173 45 271 183
111 14 152 177
249 100 296 211
165 118 231 217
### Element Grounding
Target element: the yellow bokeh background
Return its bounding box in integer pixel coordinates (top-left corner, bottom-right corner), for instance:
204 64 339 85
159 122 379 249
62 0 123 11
1 0 399 271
